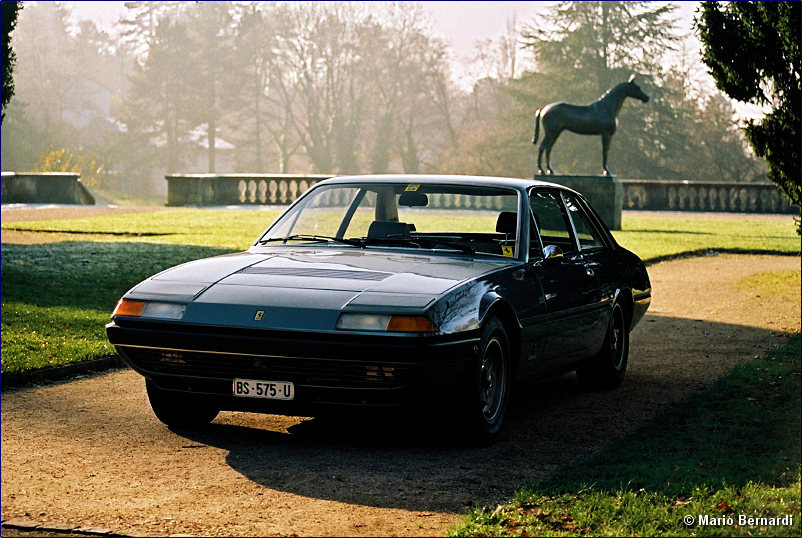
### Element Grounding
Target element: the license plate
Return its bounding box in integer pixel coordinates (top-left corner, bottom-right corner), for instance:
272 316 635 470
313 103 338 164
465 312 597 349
233 379 294 400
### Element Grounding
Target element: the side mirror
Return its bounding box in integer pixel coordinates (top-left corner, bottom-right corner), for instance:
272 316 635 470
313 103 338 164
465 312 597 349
543 245 564 263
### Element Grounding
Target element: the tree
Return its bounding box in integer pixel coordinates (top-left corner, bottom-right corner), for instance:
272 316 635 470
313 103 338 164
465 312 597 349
229 4 278 172
184 1 237 173
119 1 181 59
120 17 196 175
264 2 380 174
1 0 22 123
10 3 85 134
523 1 678 95
370 3 457 173
695 1 800 218
2 2 131 172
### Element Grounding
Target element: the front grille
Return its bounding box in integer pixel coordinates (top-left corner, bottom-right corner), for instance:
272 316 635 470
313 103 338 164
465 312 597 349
118 345 410 389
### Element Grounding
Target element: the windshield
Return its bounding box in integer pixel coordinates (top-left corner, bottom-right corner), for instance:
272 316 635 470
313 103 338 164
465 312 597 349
257 182 520 258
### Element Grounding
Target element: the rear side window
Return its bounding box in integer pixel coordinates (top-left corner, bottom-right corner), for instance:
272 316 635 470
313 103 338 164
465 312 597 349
529 191 576 253
563 194 605 250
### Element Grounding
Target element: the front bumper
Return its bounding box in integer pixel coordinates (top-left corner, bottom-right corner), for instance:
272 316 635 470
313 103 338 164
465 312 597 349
106 319 480 414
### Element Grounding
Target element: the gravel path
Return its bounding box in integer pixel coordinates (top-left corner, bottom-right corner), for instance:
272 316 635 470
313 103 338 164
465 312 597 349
1 253 799 536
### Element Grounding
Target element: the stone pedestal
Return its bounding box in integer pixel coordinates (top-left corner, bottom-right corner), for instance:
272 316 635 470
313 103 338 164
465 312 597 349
165 174 216 206
535 174 623 230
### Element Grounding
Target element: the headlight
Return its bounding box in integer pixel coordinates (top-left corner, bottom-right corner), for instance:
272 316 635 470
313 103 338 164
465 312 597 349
336 313 437 333
112 299 186 320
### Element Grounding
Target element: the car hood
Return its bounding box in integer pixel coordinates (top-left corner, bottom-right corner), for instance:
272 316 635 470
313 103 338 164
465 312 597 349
124 247 506 331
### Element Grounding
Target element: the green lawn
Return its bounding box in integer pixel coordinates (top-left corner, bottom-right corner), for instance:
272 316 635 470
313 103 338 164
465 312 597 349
450 334 801 537
0 208 282 250
2 211 799 254
615 215 799 260
1 210 798 374
1 242 233 373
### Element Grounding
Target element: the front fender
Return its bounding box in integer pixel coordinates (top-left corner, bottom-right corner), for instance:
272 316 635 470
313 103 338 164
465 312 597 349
477 292 521 330
430 280 488 335
430 282 522 337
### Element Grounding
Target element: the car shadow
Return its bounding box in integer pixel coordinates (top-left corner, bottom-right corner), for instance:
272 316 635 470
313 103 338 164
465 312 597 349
171 314 790 513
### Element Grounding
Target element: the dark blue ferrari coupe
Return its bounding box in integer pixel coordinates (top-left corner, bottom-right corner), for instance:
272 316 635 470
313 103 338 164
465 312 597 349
107 175 651 441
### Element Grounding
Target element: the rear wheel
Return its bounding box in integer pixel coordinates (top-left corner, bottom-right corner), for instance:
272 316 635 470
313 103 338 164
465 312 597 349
577 303 629 390
461 316 511 443
145 379 219 427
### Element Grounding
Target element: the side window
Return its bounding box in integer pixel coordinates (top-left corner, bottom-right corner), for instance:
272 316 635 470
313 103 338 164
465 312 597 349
563 194 605 250
529 190 577 254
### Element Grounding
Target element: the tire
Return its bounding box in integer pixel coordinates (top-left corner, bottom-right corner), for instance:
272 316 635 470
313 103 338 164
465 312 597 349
461 316 511 443
577 302 629 390
145 379 219 427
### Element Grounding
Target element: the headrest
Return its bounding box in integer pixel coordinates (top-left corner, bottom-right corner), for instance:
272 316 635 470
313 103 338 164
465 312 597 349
367 220 412 239
495 212 517 235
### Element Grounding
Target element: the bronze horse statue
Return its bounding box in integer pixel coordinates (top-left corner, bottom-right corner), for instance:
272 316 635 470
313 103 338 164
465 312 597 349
533 75 649 176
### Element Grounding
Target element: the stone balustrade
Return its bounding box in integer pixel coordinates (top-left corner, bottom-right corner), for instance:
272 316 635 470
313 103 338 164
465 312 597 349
165 174 333 206
1 172 95 205
165 174 798 216
620 179 796 214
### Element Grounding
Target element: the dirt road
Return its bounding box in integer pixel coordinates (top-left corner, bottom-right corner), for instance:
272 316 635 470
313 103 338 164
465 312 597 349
1 254 799 537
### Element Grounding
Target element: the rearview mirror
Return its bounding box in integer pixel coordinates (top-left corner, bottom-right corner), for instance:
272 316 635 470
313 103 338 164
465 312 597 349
398 192 429 207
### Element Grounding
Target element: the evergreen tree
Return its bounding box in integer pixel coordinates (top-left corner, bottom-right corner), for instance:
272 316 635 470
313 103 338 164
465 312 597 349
120 18 196 175
695 1 800 217
1 0 22 123
184 1 237 173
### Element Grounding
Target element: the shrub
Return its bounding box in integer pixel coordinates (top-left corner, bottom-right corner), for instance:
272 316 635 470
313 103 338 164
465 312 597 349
32 147 106 188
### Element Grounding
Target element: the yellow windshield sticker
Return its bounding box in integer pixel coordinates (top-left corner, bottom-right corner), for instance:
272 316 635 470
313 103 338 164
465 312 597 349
405 183 420 192
502 246 514 257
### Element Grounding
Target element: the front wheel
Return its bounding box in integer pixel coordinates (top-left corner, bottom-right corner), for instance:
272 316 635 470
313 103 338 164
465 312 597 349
460 316 511 443
577 303 629 390
145 379 220 427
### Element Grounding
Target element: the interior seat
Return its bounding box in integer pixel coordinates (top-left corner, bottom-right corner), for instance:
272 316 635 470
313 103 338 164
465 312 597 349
367 220 413 239
495 211 517 235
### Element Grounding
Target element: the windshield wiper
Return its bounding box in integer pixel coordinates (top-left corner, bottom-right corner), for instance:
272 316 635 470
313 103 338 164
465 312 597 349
428 239 475 255
362 235 475 255
258 234 365 248
361 235 423 249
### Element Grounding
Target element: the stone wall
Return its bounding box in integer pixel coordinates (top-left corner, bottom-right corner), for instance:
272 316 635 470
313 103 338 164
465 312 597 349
1 172 95 205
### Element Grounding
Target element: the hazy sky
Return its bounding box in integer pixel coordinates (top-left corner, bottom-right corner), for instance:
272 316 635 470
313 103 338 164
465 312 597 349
66 1 700 76
66 2 700 39
64 0 760 116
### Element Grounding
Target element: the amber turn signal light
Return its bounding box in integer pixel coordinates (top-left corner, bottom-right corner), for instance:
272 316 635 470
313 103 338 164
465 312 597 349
386 315 437 333
112 298 146 317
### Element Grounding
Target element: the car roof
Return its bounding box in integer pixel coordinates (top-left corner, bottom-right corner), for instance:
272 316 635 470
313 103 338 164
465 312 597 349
319 174 576 193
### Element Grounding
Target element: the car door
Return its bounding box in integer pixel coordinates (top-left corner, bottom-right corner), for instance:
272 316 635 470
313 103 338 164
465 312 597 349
527 189 603 365
560 191 614 354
